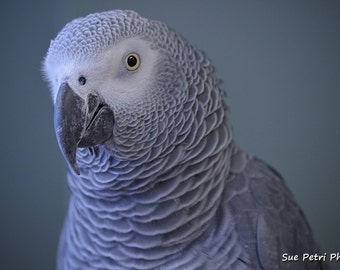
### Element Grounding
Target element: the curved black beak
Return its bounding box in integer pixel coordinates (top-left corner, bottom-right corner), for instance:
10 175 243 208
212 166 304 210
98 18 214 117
54 83 114 175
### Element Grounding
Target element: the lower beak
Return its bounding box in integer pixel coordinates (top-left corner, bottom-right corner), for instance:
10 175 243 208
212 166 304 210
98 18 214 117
54 83 114 175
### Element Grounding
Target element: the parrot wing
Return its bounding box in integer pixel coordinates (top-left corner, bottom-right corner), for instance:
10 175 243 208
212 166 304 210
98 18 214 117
224 149 329 270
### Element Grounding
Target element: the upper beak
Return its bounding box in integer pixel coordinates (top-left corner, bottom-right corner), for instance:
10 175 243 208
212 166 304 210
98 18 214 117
54 83 114 175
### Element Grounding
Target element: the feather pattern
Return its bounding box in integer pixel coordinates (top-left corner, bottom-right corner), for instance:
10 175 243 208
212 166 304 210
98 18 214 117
43 10 329 270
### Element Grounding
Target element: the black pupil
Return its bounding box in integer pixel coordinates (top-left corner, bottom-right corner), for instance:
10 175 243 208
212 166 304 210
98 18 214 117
127 55 137 67
78 76 86 85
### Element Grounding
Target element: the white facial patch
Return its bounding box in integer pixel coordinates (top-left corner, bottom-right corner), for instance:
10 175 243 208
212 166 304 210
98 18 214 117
44 37 160 107
94 37 160 107
73 37 159 106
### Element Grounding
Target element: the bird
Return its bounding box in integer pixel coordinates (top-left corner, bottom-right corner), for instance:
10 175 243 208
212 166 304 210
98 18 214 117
43 10 329 270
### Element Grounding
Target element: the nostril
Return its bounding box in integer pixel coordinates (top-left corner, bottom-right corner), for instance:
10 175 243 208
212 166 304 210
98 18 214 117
78 76 86 85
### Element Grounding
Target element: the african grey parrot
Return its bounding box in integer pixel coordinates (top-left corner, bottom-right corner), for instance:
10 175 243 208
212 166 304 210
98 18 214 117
43 10 329 270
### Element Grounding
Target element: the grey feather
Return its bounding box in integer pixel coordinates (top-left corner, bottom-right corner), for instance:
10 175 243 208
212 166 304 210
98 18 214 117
43 10 329 270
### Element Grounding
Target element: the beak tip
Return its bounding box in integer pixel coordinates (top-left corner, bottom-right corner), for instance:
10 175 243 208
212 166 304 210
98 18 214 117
72 164 81 175
58 139 81 175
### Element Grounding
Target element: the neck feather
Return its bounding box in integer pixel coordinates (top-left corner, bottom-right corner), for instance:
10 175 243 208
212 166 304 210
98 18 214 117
65 113 232 267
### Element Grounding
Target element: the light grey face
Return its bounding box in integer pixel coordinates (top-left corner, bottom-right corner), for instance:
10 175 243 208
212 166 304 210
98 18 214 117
46 37 161 108
43 11 170 174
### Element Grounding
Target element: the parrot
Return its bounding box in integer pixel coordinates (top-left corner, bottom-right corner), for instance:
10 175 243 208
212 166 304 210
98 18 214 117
43 10 329 270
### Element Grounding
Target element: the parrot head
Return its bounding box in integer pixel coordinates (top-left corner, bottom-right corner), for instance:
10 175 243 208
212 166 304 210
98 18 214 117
43 10 199 174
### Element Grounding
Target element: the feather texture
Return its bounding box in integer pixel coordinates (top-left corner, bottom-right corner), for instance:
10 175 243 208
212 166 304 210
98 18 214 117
43 10 328 270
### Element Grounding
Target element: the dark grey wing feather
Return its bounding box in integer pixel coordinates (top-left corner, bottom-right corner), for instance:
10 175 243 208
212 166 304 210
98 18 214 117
224 149 330 270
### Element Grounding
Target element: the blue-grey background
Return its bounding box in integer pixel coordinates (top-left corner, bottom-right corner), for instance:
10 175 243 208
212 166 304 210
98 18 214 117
1 1 339 269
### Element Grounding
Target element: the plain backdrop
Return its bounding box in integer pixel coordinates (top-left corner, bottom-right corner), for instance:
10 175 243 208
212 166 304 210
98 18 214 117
1 1 339 269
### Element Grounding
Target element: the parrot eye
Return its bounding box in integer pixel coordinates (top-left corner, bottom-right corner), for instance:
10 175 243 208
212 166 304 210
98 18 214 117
125 53 140 71
78 76 87 85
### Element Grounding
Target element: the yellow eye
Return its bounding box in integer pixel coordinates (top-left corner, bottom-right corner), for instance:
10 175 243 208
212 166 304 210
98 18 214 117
125 53 140 71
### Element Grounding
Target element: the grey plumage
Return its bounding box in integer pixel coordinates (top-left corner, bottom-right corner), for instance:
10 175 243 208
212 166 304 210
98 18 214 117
43 10 328 269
